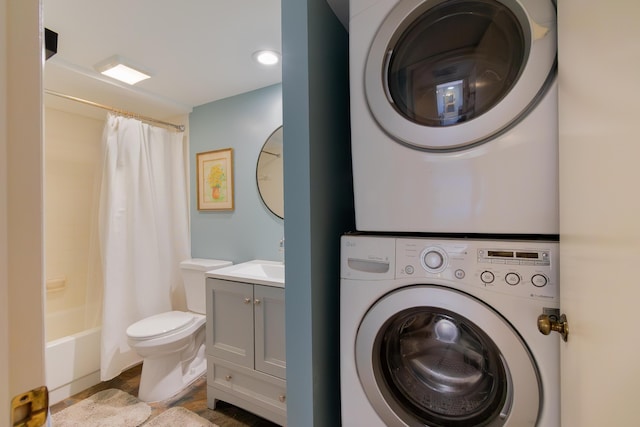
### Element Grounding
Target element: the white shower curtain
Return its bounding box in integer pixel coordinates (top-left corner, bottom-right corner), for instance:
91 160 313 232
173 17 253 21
99 113 190 381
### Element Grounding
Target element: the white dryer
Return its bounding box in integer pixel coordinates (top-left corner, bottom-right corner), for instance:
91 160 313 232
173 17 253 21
340 234 560 426
349 0 558 235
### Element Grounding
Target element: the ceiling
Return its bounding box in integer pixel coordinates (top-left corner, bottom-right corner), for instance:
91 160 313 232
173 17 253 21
43 0 283 122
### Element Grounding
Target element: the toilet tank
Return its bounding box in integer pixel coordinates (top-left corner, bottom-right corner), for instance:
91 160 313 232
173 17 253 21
180 258 232 314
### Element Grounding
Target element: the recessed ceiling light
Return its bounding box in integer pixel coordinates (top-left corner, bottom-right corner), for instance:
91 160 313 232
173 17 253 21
253 50 280 66
94 55 152 85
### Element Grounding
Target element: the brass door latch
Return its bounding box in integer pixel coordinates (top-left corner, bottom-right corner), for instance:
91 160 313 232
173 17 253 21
11 386 48 427
538 313 569 342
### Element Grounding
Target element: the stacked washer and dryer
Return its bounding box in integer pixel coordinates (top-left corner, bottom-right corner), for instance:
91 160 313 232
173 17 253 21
340 0 560 426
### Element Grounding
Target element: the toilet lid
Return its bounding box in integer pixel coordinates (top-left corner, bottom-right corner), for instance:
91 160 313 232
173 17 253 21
126 311 195 339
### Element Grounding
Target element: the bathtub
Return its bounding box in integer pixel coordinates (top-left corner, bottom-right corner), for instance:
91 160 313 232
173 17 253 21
45 308 101 405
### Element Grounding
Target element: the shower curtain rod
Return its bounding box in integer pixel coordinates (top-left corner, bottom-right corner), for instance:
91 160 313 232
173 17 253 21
44 89 186 132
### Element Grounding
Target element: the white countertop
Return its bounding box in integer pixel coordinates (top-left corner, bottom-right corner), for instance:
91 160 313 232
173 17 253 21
207 259 285 288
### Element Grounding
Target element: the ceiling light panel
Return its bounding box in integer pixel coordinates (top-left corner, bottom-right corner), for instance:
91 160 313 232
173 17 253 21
94 55 152 85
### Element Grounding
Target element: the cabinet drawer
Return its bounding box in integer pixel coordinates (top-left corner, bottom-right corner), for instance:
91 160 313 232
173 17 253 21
209 358 287 413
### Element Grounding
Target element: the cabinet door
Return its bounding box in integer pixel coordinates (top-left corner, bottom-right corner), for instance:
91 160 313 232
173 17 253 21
254 285 286 379
207 278 254 369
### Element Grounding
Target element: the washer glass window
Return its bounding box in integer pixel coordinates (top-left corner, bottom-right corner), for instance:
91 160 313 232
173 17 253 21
375 306 509 426
387 0 526 127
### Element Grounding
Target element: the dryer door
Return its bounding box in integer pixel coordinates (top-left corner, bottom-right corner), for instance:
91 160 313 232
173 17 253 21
365 0 556 151
355 286 540 426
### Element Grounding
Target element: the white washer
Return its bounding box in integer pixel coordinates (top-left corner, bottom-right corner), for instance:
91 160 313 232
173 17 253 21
349 0 558 234
340 234 559 426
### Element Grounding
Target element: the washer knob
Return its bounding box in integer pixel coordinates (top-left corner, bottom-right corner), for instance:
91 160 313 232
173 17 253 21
420 247 447 273
424 251 444 270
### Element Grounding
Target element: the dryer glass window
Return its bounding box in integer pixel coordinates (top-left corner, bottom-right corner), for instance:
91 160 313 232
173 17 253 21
387 0 526 127
374 307 509 425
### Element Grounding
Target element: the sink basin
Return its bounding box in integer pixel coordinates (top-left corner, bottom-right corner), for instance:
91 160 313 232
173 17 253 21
206 260 285 287
232 263 285 281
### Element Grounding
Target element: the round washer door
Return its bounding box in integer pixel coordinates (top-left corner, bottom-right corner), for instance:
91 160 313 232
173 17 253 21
365 0 556 150
355 286 540 426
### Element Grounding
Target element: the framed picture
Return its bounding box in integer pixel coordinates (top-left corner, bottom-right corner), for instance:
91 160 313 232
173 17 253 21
196 148 234 211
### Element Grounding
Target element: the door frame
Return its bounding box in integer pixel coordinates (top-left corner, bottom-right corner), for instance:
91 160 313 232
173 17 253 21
1 0 46 424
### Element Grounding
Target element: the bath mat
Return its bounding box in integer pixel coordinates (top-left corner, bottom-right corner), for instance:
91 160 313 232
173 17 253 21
142 407 217 427
51 388 151 427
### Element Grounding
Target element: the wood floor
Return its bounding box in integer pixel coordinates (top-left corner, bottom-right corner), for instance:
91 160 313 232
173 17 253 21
50 364 280 427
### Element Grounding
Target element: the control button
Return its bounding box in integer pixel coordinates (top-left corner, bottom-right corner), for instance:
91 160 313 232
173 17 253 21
454 269 465 279
480 271 495 284
405 265 414 275
505 272 521 286
531 274 548 287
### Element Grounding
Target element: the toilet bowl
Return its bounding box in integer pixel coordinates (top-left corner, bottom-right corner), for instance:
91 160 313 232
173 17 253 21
126 258 232 402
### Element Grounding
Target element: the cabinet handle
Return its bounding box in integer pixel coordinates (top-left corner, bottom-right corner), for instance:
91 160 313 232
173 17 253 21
254 299 261 305
225 375 233 381
243 298 251 304
278 395 286 403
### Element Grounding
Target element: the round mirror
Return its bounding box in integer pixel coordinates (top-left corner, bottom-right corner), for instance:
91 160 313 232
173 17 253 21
257 126 284 219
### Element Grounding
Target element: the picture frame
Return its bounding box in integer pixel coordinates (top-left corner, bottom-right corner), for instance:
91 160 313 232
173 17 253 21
196 148 234 211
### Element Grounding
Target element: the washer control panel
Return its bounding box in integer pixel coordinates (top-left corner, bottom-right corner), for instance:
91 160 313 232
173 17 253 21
396 237 559 301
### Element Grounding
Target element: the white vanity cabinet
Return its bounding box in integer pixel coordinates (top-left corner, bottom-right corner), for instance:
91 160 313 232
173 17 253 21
205 276 286 426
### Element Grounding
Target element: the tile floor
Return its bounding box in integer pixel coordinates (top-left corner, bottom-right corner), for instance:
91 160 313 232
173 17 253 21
50 364 280 427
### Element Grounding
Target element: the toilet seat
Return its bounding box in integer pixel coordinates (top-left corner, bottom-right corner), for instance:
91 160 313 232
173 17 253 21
127 311 195 340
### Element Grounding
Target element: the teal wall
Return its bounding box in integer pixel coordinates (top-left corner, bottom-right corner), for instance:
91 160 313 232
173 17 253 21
189 84 284 263
189 2 352 424
282 0 353 425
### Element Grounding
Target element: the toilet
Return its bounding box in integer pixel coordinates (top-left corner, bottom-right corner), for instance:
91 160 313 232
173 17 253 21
126 258 232 402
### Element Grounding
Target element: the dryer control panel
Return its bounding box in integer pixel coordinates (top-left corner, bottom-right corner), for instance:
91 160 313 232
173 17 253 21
395 237 559 302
